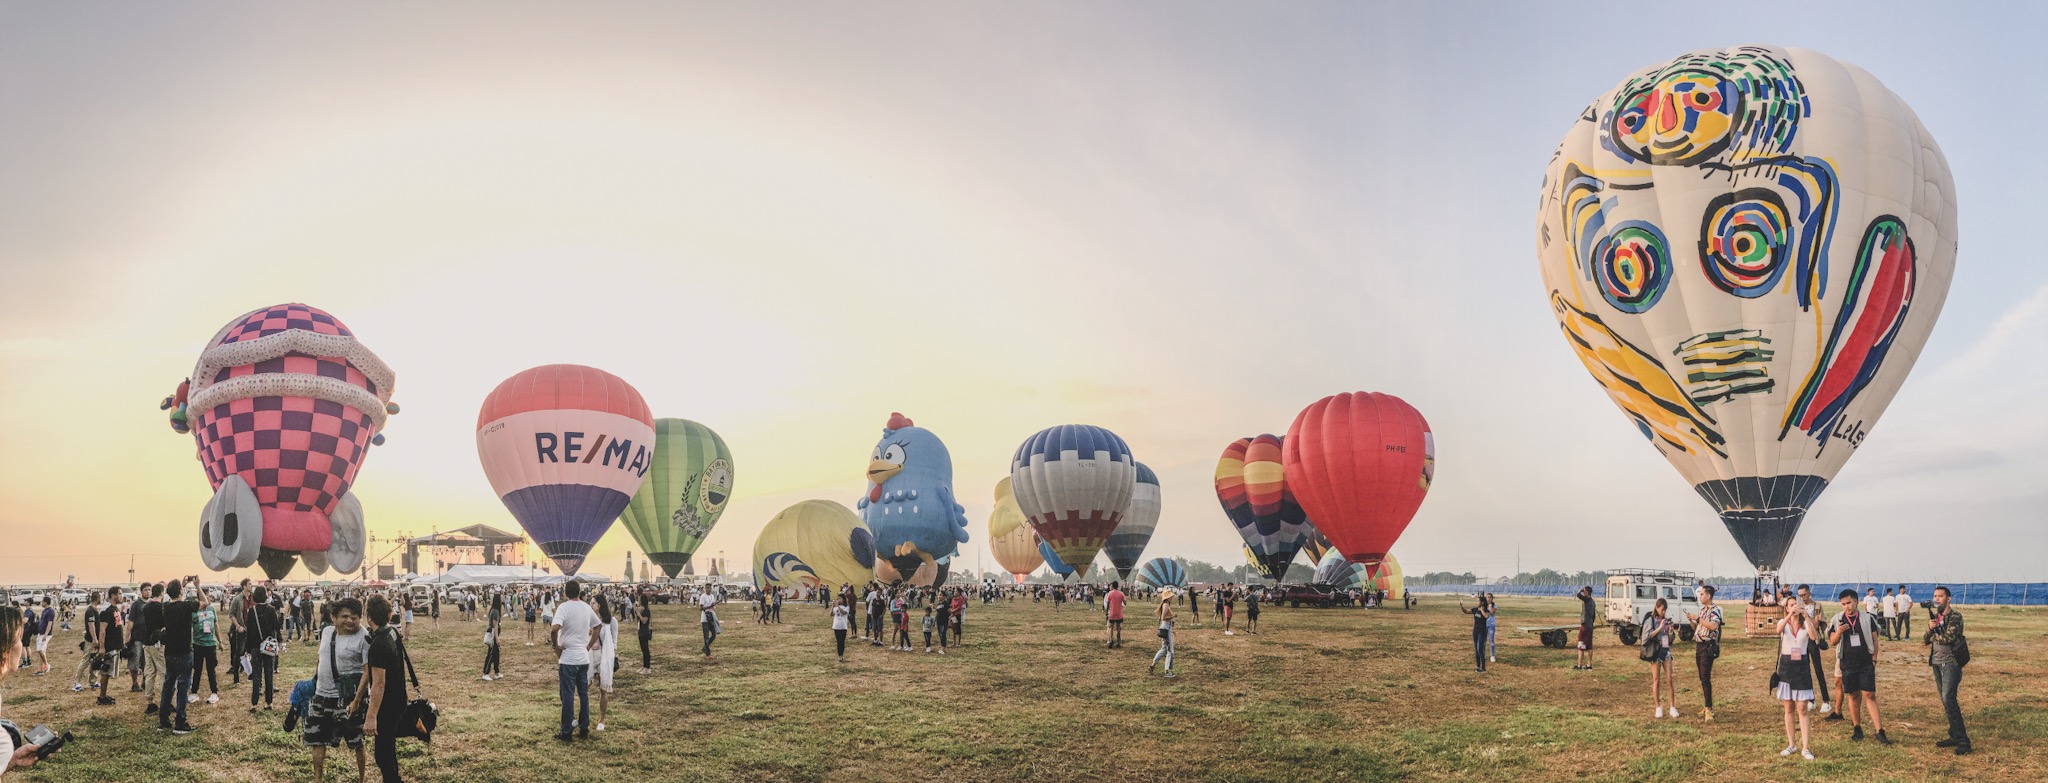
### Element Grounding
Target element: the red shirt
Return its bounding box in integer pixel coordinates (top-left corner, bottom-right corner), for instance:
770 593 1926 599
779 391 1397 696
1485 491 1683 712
1105 589 1126 621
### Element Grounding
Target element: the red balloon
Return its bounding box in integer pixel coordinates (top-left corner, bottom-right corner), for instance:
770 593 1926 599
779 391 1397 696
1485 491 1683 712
1281 392 1434 579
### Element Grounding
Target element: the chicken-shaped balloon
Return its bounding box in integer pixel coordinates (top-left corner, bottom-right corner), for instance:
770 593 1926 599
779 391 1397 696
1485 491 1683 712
855 413 970 588
172 304 397 579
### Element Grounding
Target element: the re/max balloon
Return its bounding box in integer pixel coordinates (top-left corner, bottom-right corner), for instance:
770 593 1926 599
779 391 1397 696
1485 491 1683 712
177 304 398 579
1010 425 1137 581
477 364 655 576
618 418 733 579
1282 392 1434 579
755 500 877 595
1536 45 1956 570
988 477 1044 583
1102 462 1160 581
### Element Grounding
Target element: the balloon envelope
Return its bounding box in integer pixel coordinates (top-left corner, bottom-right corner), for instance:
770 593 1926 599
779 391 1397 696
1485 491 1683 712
1536 45 1956 570
754 500 877 594
1010 425 1137 580
477 364 655 576
617 418 733 579
1038 538 1075 578
1233 435 1315 581
1282 392 1434 579
1102 462 1161 581
1138 557 1187 591
988 478 1044 581
858 414 971 587
1314 551 1403 596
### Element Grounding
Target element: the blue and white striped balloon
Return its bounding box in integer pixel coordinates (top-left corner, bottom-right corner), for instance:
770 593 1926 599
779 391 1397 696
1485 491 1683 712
1010 424 1137 581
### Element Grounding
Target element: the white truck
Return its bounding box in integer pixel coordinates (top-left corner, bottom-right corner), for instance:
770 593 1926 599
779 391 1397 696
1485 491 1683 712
1605 568 1700 645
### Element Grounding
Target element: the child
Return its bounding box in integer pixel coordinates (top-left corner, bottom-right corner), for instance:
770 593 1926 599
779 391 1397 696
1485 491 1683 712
893 600 912 651
921 607 936 653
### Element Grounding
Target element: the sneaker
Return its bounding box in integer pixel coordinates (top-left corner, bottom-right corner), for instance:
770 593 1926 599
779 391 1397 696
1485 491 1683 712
594 723 605 732
1701 708 1714 722
1954 744 1972 756
1489 656 1496 663
554 733 573 742
206 694 218 704
72 684 85 692
1779 746 1796 757
1936 738 1961 748
938 649 946 655
1669 708 1680 719
1852 725 1864 741
1161 671 1175 678
483 675 494 682
1825 711 1845 722
1801 750 1814 761
145 703 159 716
97 696 116 706
1819 702 1833 714
1876 730 1892 745
1655 707 1665 719
173 723 194 735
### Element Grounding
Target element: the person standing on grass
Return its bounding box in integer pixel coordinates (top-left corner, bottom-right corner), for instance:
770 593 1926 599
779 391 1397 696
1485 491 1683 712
832 595 852 663
635 591 654 675
191 587 221 705
950 588 966 646
551 580 600 740
1105 581 1126 648
1643 598 1677 718
306 598 368 783
1485 593 1499 663
1881 589 1899 641
482 594 503 682
934 591 953 654
138 582 165 717
1689 585 1722 721
1924 586 1970 755
246 585 282 713
1242 586 1261 635
1218 584 1233 634
1460 595 1491 674
1149 589 1177 678
1775 607 1816 760
1827 589 1889 744
698 585 721 659
524 590 539 646
72 590 102 694
360 595 406 783
588 594 618 732
921 606 937 654
30 597 53 676
1793 585 1834 716
1895 585 1913 640
891 592 912 651
157 580 199 734
1573 586 1596 671
93 586 124 706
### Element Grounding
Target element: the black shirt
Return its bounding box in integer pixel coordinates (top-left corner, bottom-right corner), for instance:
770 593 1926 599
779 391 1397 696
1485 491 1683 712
160 600 199 657
366 627 407 720
246 604 282 655
1578 593 1596 626
1469 605 1489 635
96 604 123 649
82 606 99 644
142 600 164 646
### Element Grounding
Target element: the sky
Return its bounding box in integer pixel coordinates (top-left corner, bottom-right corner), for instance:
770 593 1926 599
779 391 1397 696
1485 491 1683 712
3 2 2044 586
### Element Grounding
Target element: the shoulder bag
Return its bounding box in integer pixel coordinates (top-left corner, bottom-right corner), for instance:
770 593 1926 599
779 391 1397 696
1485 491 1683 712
394 633 439 742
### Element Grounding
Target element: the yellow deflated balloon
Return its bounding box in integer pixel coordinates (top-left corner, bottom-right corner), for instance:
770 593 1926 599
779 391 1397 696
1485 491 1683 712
753 500 877 594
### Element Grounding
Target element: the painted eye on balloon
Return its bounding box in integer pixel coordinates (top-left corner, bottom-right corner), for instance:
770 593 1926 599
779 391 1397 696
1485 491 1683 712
881 443 905 466
1592 221 1671 313
1615 100 1648 135
1687 88 1722 112
1699 189 1792 297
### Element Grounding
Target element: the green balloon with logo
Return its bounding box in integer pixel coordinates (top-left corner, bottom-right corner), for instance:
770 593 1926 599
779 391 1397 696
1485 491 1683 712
618 418 734 579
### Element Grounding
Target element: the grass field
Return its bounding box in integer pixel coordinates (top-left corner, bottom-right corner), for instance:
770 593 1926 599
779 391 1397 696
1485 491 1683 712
2 594 2042 782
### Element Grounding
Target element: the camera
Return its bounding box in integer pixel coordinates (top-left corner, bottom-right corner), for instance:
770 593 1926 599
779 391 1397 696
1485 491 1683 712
1919 601 1935 609
24 724 72 759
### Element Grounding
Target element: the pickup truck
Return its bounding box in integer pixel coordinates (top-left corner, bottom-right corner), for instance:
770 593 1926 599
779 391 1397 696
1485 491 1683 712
1280 584 1338 608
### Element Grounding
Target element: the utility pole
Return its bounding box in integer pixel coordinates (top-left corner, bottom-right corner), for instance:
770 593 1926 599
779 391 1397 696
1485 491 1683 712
127 555 135 587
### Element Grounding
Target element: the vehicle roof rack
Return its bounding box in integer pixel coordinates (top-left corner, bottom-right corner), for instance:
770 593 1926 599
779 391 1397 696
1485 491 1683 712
1606 568 1699 579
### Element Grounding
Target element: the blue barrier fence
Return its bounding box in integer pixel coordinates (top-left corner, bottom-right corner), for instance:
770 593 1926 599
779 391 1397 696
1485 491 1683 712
1410 582 2048 606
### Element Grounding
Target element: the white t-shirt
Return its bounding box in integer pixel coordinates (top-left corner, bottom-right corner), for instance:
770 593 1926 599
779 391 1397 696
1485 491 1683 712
1898 591 1912 608
551 599 599 666
831 605 850 631
698 592 719 622
1882 595 1898 617
1862 594 1880 614
315 626 371 698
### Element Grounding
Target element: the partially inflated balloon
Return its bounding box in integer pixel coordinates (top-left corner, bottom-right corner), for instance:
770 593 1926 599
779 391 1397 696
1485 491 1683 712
875 558 940 587
754 500 877 594
1536 45 1956 570
1283 392 1434 579
1138 557 1186 591
1010 425 1136 580
988 478 1044 583
1237 435 1314 581
1314 551 1403 596
1301 525 1334 565
858 413 971 588
477 365 655 576
618 418 733 579
1102 462 1160 581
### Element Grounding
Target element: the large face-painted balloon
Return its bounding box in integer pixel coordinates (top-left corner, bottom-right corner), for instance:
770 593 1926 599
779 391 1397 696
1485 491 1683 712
1314 551 1403 596
988 477 1044 584
1282 392 1434 579
857 413 971 588
476 365 655 576
1102 462 1161 581
617 418 733 579
1537 45 1957 570
754 500 877 594
1138 557 1187 591
1010 424 1137 580
179 304 397 579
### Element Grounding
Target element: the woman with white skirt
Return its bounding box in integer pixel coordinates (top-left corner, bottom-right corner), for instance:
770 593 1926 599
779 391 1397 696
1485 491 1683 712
588 594 620 731
1775 609 1815 760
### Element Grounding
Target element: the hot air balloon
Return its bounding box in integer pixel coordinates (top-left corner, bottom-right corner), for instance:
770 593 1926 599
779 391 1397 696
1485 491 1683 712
1283 392 1434 580
857 413 971 588
1138 557 1187 591
476 365 655 576
988 477 1044 584
1314 551 1403 596
175 304 398 579
1217 436 1315 582
617 418 733 579
1010 425 1137 581
875 559 940 587
1302 526 1334 565
754 500 877 596
1102 462 1161 581
1536 45 1956 571
1038 538 1075 580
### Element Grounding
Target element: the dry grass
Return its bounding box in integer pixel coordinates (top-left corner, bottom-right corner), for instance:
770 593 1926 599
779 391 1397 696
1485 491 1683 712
3 595 2042 782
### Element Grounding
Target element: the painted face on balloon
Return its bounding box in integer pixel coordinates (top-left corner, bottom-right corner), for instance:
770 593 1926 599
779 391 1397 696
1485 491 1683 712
1611 70 1738 165
699 459 733 513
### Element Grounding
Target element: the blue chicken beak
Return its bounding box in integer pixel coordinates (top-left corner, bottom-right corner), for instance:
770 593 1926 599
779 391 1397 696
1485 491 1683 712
867 459 903 486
